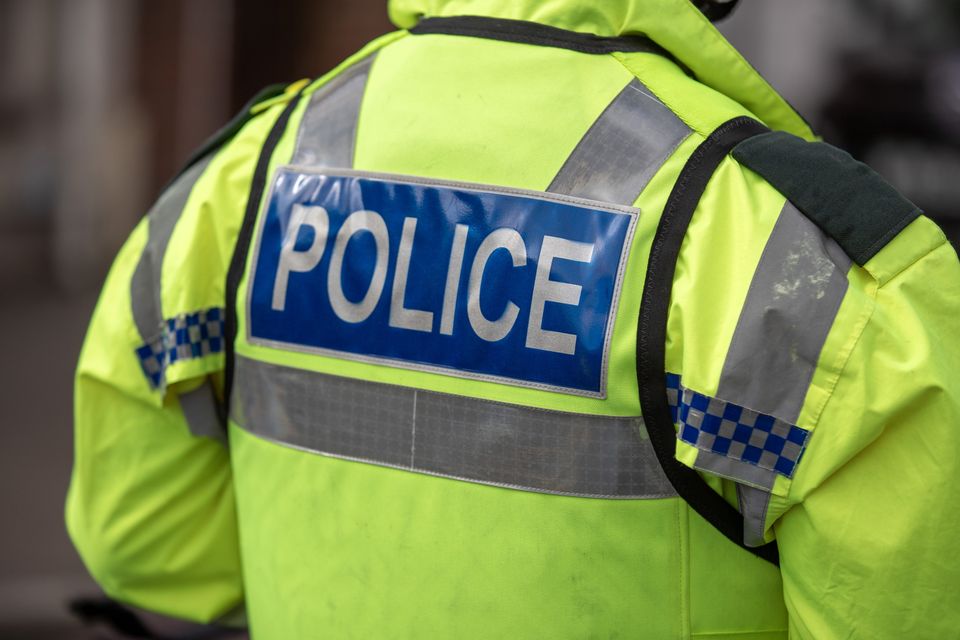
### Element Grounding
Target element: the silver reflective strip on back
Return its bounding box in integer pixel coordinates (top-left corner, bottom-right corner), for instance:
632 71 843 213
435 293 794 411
547 78 691 206
290 54 376 167
231 356 676 499
130 157 213 342
716 201 851 424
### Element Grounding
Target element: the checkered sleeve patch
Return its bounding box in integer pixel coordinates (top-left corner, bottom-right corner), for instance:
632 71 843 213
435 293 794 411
666 374 811 479
135 307 224 389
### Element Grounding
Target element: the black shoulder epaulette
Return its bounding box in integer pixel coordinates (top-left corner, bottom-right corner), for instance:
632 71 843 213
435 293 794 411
173 82 291 182
731 131 921 266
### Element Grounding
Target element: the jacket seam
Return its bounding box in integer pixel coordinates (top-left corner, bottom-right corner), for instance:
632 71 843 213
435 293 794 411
876 235 950 289
609 52 713 139
860 207 922 264
299 31 407 100
786 273 878 504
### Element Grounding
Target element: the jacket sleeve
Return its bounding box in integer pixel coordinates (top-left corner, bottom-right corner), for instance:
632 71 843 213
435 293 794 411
65 163 241 622
775 218 960 638
65 89 295 622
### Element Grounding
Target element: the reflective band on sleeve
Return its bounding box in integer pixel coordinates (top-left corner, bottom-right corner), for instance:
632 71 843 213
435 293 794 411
667 374 811 480
716 202 851 424
547 78 690 206
737 484 772 548
694 449 775 491
179 380 226 444
290 54 376 168
135 307 224 389
230 356 676 499
130 157 213 344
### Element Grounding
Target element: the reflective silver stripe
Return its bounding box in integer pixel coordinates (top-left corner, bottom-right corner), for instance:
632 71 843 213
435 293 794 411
230 356 676 499
179 380 226 444
716 202 851 424
694 449 776 491
130 157 213 342
690 202 849 543
547 79 691 206
290 54 376 167
737 484 772 548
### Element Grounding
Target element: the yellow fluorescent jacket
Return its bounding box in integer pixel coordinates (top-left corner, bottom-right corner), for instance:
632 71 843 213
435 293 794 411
67 0 960 638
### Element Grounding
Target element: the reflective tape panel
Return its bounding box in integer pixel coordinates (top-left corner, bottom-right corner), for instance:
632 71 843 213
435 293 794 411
135 307 224 389
717 202 851 423
667 373 811 481
291 54 376 168
231 356 676 499
694 449 776 491
668 372 793 547
548 78 691 206
130 157 213 342
179 380 226 444
737 484 773 548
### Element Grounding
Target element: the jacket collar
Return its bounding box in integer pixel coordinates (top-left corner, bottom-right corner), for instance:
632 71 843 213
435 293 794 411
388 0 815 140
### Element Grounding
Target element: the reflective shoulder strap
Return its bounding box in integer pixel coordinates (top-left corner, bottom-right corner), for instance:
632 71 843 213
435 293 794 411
547 78 691 206
635 116 782 566
224 53 381 414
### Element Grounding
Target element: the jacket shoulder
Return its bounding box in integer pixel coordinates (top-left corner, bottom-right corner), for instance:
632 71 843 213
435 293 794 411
731 131 921 266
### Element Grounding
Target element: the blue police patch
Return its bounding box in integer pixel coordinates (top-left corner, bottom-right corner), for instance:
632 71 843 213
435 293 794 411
246 168 638 397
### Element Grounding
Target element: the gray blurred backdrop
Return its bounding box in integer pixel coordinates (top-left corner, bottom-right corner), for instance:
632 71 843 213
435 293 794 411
1 0 958 637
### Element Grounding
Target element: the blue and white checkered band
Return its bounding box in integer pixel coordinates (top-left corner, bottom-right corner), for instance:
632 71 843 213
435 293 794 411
666 374 811 479
135 307 224 389
245 168 639 398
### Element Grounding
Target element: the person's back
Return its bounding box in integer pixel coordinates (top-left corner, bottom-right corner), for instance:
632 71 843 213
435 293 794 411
67 1 960 638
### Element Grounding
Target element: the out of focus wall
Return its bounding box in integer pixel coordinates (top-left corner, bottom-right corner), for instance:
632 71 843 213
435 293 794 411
0 0 392 296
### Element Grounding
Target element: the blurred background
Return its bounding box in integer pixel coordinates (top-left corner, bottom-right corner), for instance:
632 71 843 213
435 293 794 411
0 0 957 637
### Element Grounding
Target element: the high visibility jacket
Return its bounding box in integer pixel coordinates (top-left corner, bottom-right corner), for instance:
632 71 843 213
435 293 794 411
67 0 960 638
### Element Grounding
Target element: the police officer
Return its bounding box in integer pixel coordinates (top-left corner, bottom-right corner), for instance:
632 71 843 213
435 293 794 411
67 0 960 638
